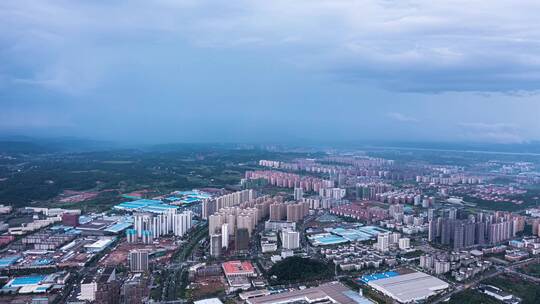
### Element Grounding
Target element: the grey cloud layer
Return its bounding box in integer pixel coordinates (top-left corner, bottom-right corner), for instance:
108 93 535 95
3 0 540 93
1 1 539 143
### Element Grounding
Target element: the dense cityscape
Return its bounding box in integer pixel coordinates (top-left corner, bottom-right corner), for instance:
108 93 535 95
0 143 539 304
2 1 540 304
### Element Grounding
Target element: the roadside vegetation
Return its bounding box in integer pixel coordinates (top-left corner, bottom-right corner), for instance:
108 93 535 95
483 274 540 304
447 289 499 304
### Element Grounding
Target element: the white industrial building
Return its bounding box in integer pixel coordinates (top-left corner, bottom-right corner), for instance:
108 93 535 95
367 271 449 303
84 237 115 253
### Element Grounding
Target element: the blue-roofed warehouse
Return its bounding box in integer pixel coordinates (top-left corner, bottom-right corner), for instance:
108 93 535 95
114 199 178 213
358 271 400 283
105 222 133 233
0 256 21 268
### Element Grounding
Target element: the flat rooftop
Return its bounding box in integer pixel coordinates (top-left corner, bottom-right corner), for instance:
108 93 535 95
359 271 399 283
84 238 114 249
114 199 179 213
247 282 373 304
0 255 21 268
222 260 255 275
6 275 46 287
309 233 349 246
77 219 113 231
194 298 223 304
367 271 449 303
105 222 132 233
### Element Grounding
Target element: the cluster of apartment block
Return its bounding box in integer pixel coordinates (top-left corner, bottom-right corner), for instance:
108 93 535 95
419 251 492 281
244 170 334 192
202 189 256 219
208 194 278 257
269 200 309 222
428 210 525 250
374 232 410 252
126 210 193 244
322 244 394 271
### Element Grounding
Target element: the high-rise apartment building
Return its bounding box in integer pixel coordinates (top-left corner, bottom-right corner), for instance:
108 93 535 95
203 189 257 219
133 210 192 241
129 250 150 272
210 234 222 257
221 223 229 249
281 230 300 250
269 203 286 221
429 210 521 249
398 238 410 250
294 187 304 201
375 233 389 252
209 214 224 235
453 222 465 250
428 220 437 242
235 228 250 251
286 201 308 222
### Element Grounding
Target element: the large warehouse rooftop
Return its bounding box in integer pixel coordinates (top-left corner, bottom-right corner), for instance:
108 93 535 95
114 199 179 214
367 271 449 303
247 282 373 304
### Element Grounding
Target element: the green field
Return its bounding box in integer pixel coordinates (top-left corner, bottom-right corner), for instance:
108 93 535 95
0 147 310 209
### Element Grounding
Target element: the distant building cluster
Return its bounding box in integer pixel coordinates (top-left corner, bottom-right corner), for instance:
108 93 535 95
269 200 309 222
301 196 347 210
208 194 283 257
323 156 394 167
419 251 492 281
416 174 483 185
330 202 389 223
355 183 394 200
8 207 81 235
259 156 393 177
375 193 435 208
3 148 540 304
323 243 400 271
457 184 527 204
379 204 428 235
244 170 334 192
202 189 257 219
428 210 525 250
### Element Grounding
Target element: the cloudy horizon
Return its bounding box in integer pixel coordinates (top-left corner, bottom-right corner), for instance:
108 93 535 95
1 1 540 144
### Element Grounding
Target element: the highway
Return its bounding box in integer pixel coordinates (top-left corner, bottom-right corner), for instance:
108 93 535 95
160 223 208 301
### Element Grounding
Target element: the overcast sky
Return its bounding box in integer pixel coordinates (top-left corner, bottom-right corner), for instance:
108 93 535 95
1 1 540 144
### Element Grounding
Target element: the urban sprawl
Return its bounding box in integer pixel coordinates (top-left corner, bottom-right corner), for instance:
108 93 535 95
1 150 540 304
